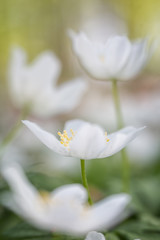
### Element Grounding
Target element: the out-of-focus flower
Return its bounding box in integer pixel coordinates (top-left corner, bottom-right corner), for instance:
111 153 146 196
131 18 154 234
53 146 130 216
85 231 105 240
69 31 151 81
23 119 145 160
8 47 88 117
1 163 131 235
85 231 140 240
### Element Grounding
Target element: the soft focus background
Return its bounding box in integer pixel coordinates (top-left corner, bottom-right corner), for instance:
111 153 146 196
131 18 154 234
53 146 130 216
0 0 160 239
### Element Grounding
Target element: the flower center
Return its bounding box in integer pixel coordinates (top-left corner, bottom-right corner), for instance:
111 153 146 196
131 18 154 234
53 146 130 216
105 131 110 143
58 129 75 148
39 190 51 204
99 55 105 63
58 129 109 147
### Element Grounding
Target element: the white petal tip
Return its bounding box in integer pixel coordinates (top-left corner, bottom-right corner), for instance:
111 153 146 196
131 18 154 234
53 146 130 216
85 231 105 240
22 120 32 128
22 120 33 127
115 193 131 205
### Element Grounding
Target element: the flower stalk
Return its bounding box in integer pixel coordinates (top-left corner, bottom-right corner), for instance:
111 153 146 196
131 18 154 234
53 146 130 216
111 80 130 193
80 159 93 205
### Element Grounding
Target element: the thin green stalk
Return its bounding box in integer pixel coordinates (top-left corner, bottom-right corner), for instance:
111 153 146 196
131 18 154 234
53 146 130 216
0 107 30 155
111 80 130 193
111 80 123 129
80 159 93 205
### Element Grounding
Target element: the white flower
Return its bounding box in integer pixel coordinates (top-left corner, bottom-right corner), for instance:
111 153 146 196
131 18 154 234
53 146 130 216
1 163 131 235
69 31 151 81
85 231 105 240
8 47 88 117
85 231 140 240
22 119 145 160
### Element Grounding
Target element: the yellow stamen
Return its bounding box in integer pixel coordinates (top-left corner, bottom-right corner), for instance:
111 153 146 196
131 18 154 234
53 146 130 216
70 128 75 137
39 191 51 203
58 129 76 148
58 129 109 147
105 131 110 143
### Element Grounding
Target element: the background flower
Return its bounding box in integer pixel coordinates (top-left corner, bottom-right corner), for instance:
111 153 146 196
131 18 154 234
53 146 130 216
69 31 151 81
8 47 88 117
1 163 131 236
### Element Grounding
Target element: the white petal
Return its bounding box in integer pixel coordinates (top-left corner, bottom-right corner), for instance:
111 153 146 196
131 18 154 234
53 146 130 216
70 123 106 159
1 163 39 216
70 31 110 80
99 126 145 158
0 192 46 229
1 163 58 230
64 119 89 133
29 51 61 86
51 184 87 204
22 120 68 156
85 231 105 240
52 78 88 115
105 36 131 76
1 163 37 202
69 31 91 58
83 194 131 232
8 47 62 112
21 52 61 106
119 39 149 80
49 193 130 236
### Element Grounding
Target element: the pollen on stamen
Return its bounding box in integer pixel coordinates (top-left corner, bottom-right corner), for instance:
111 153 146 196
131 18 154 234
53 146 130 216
105 131 110 143
57 129 76 148
39 190 51 204
70 128 75 137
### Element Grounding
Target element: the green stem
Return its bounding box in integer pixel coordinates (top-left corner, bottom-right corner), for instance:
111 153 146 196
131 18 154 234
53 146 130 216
80 159 93 205
0 107 30 155
112 80 123 129
111 80 130 193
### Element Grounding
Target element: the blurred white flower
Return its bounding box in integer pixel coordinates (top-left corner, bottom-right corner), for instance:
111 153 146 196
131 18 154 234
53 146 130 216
1 163 131 235
85 231 105 240
8 47 88 117
23 119 145 160
69 31 151 81
85 231 140 240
